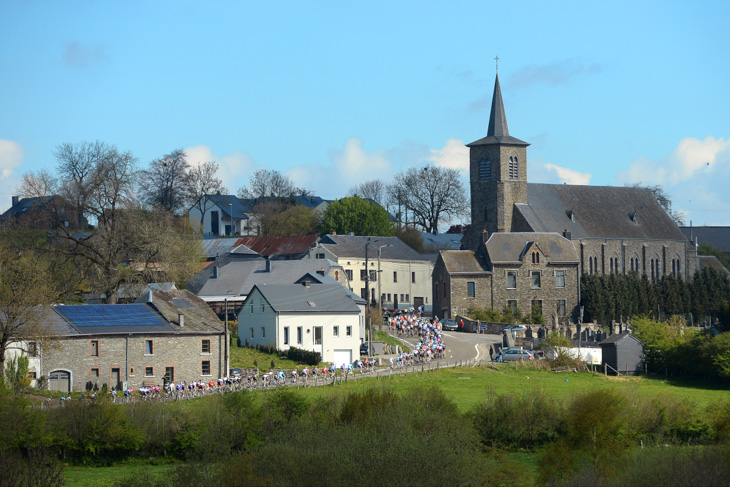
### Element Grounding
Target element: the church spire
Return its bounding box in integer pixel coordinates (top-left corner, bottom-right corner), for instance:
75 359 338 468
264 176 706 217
487 74 509 138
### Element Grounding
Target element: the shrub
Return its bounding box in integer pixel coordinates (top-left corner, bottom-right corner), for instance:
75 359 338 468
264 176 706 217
285 347 321 366
0 447 64 487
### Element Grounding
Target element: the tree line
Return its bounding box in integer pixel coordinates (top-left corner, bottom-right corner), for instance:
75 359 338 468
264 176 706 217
580 268 730 327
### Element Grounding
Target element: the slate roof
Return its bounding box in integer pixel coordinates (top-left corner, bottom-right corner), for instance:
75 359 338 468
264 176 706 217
599 332 643 347
249 283 362 313
515 183 688 241
187 259 344 297
0 196 55 219
44 290 222 336
486 232 579 264
439 250 490 274
422 232 463 250
680 226 730 252
698 255 730 275
318 235 429 261
467 74 529 147
203 194 250 219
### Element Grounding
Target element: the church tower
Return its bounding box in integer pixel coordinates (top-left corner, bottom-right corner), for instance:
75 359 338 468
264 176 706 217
466 73 529 241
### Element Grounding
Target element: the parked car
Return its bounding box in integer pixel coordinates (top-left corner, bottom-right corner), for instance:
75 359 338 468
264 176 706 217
492 348 534 362
441 319 458 331
501 324 527 333
360 342 369 356
229 367 243 378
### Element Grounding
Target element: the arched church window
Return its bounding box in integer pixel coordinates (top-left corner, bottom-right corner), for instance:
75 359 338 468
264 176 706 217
589 258 593 274
532 251 540 264
593 256 598 274
677 258 681 274
509 157 514 179
513 156 519 179
479 157 491 180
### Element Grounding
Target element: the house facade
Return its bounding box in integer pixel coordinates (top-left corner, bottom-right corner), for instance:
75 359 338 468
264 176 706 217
433 232 580 323
308 234 435 312
239 283 363 366
35 290 225 392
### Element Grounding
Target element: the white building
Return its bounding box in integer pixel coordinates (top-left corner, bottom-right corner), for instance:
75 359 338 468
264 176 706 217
307 235 435 313
238 282 363 367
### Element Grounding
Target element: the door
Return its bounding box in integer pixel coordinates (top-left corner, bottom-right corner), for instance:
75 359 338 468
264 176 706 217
210 211 219 235
413 297 424 310
333 349 352 368
111 367 121 391
313 327 323 356
48 370 71 392
394 294 399 310
165 367 175 384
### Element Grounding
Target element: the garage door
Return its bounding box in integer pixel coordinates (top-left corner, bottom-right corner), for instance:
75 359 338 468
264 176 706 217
48 370 71 392
333 349 352 368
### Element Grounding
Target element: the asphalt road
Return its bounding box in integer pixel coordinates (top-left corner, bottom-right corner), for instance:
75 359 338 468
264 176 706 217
392 329 504 363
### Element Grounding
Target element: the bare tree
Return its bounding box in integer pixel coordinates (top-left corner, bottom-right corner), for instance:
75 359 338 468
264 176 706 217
237 169 297 200
348 179 387 207
183 161 227 228
139 149 190 214
626 183 686 226
390 165 468 234
17 168 58 198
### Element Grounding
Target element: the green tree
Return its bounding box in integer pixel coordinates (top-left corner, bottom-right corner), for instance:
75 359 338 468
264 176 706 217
320 196 395 237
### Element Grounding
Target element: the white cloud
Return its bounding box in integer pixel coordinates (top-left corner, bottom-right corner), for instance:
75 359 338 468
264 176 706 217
617 136 730 225
0 139 23 210
184 145 255 194
527 158 592 185
544 164 592 185
429 138 469 175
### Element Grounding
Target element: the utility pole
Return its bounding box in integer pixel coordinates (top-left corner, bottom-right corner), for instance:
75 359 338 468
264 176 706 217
377 243 392 331
365 238 371 357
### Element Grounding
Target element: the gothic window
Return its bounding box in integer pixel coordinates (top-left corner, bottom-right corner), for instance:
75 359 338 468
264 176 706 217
509 157 515 179
593 256 598 274
609 257 613 273
532 251 540 264
589 258 593 275
479 157 491 180
677 258 681 274
513 156 519 179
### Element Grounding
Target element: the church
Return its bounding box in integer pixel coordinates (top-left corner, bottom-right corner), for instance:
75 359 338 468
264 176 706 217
433 73 697 322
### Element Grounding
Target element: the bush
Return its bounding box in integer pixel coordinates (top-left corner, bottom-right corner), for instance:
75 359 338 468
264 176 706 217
285 347 321 366
0 447 64 487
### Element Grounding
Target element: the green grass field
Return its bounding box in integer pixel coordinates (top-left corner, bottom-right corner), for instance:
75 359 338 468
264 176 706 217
63 464 174 487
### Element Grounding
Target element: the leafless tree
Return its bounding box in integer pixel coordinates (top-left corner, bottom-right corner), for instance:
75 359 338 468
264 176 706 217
237 169 297 200
17 168 58 198
348 179 387 207
626 182 687 226
183 161 227 228
139 149 190 214
390 165 468 234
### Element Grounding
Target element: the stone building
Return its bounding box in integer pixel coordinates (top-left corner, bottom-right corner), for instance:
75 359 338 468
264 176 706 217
433 232 580 323
461 74 697 282
37 290 225 392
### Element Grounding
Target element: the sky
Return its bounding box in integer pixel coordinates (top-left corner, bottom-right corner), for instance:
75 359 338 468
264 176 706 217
1 1 729 226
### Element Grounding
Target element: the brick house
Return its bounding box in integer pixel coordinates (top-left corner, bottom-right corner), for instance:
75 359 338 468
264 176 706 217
433 232 580 324
37 290 225 392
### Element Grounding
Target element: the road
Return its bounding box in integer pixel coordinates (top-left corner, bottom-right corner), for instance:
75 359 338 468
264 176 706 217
389 329 504 363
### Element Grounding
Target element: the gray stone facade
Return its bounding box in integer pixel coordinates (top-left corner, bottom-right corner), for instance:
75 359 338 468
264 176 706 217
43 333 225 391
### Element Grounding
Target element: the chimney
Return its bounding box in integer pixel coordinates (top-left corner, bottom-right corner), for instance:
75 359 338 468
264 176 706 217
212 266 219 279
562 229 572 240
480 229 489 247
265 259 272 272
11 195 19 207
178 313 184 327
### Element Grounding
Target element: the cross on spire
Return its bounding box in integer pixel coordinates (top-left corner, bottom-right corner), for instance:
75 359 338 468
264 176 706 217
494 55 499 73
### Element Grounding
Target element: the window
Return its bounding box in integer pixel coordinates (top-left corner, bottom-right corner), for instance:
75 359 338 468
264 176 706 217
345 269 353 280
91 367 100 378
250 303 254 313
369 270 377 281
144 366 154 377
145 339 154 355
90 340 99 357
479 157 491 180
346 326 352 336
387 293 391 301
250 327 254 339
507 271 517 289
202 339 211 354
531 271 541 288
261 303 266 312
314 327 322 345
284 327 290 345
555 270 565 288
360 287 368 299
360 269 367 280
333 326 339 337
405 294 409 302
411 272 416 283
261 327 266 339
400 294 405 302
27 342 37 357
201 360 211 376
393 271 398 283
297 326 303 345
130 367 135 376
507 300 517 314
556 300 566 316
467 281 475 298
316 253 325 259
532 251 540 264
532 299 543 317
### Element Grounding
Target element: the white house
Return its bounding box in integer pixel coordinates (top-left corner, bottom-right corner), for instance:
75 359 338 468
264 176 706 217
307 234 435 313
3 339 42 388
238 282 363 367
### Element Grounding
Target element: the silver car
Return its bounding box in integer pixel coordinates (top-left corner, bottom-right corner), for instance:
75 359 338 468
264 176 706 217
493 349 534 362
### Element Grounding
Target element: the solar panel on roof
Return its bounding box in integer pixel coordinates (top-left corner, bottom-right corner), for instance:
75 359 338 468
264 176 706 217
56 304 167 327
171 298 192 309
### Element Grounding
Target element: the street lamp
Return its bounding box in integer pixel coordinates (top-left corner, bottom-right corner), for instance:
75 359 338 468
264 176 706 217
364 238 378 357
377 243 392 330
229 203 234 236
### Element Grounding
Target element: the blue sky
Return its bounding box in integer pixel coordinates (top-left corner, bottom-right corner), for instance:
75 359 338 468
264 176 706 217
1 1 729 225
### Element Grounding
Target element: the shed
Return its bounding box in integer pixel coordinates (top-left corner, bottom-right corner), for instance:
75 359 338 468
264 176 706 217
599 332 644 375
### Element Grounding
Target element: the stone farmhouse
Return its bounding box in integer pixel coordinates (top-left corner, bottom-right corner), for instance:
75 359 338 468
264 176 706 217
34 290 225 392
433 232 580 323
461 74 697 281
238 280 364 367
308 234 435 313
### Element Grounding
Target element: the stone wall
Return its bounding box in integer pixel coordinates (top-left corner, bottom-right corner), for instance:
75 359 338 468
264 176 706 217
42 333 225 391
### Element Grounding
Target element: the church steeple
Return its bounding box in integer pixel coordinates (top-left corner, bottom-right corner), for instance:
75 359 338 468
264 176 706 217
487 74 509 138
